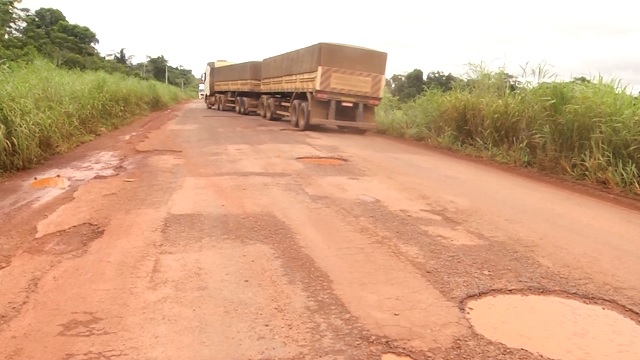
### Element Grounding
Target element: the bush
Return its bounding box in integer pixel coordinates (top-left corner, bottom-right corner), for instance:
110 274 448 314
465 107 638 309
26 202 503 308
0 59 188 174
377 66 640 194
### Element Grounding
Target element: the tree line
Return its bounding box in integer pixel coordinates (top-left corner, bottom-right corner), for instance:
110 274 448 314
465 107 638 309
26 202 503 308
386 69 603 102
0 0 197 89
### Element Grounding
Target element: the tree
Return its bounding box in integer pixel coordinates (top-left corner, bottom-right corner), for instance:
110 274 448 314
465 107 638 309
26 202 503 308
1 4 198 89
389 69 426 101
113 48 133 65
424 71 461 92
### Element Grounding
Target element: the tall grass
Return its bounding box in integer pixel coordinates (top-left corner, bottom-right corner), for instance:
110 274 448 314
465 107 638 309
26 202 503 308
377 64 640 195
0 59 188 174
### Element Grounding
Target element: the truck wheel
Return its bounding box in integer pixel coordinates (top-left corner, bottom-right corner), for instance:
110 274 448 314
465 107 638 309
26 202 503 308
235 98 241 114
289 100 301 127
219 95 227 111
215 95 222 111
258 98 267 118
298 102 310 131
266 98 277 121
240 98 249 115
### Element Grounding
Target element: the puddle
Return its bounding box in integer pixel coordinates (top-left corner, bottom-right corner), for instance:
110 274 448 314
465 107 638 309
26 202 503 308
0 151 124 211
381 354 414 360
30 175 70 189
118 132 137 141
296 156 346 165
465 294 640 360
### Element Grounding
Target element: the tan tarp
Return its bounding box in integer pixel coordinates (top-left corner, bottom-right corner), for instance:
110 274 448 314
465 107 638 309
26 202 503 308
261 43 387 79
213 61 262 82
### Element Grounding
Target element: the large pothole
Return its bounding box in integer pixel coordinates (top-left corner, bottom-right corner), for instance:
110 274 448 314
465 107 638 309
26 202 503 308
296 156 347 166
25 223 105 255
465 293 640 360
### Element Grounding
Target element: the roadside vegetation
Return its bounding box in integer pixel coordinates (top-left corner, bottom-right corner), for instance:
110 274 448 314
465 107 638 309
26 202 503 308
0 1 197 174
378 64 640 195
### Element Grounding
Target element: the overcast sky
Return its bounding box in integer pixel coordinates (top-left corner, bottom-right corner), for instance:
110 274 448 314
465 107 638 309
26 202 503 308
20 0 640 91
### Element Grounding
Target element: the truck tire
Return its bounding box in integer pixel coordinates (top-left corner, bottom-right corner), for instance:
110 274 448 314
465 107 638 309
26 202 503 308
235 98 241 114
219 95 226 111
258 97 267 118
240 98 248 115
289 100 301 127
266 98 277 121
215 95 222 111
298 102 310 131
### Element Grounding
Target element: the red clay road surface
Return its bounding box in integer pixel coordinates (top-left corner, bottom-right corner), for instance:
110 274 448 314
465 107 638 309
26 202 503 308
0 101 639 360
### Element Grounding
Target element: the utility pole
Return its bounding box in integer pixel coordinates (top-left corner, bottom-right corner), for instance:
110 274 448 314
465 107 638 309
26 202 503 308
165 64 168 84
181 79 184 90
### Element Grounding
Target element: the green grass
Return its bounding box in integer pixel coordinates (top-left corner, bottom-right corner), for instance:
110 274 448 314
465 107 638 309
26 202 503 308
377 64 640 195
0 59 189 174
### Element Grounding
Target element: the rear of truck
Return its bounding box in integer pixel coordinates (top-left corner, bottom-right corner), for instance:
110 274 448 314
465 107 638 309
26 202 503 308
312 43 387 130
260 43 387 131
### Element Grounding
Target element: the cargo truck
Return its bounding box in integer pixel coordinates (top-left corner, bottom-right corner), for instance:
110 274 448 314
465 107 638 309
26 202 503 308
203 60 263 115
205 43 388 132
203 60 234 109
258 42 387 132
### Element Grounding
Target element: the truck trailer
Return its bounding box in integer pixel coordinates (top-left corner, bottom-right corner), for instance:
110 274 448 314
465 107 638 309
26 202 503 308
204 43 388 132
203 60 262 115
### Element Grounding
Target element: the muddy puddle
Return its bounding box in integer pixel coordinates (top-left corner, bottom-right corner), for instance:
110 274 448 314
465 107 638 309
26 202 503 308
465 294 640 360
1 151 124 211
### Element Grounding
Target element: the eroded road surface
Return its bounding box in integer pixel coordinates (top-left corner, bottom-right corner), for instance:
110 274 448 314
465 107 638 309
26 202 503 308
1 101 640 360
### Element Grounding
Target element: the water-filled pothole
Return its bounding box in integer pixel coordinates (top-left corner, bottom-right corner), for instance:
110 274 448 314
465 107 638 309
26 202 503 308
30 175 70 189
465 294 640 360
296 156 346 165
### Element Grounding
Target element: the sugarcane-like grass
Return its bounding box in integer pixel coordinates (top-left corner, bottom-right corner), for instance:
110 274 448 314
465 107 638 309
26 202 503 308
0 60 188 174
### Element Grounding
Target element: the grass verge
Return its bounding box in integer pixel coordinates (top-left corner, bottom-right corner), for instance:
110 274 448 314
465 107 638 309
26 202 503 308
376 65 640 195
0 59 189 174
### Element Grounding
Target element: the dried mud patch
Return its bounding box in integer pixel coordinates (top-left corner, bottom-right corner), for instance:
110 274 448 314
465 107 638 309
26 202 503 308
462 288 640 326
25 223 104 256
463 291 640 360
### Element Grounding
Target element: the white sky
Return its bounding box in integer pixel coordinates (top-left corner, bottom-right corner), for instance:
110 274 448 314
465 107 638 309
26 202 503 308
19 0 640 92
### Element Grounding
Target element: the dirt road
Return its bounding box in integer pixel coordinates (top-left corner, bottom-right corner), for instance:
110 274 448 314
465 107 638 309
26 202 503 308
1 101 639 360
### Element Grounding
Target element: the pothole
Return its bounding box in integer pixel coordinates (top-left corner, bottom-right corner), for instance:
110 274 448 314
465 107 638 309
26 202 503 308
30 175 70 189
381 353 414 360
25 223 105 255
296 156 347 165
465 293 640 360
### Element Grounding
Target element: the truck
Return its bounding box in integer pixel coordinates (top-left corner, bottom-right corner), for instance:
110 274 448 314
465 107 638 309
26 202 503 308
198 83 205 99
203 60 234 109
205 43 388 132
203 61 262 115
